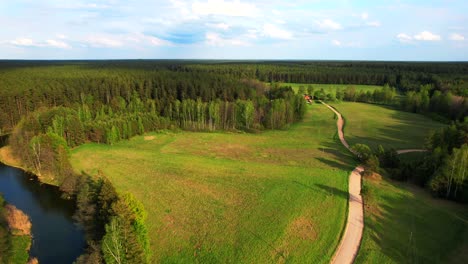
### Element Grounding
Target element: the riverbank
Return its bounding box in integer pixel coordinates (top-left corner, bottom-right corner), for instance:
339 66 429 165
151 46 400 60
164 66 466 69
0 146 57 186
0 146 26 171
0 195 33 263
0 156 86 263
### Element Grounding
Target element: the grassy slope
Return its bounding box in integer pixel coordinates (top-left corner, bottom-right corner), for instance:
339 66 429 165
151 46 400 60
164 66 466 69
71 103 355 263
357 177 468 264
333 102 468 263
331 102 445 150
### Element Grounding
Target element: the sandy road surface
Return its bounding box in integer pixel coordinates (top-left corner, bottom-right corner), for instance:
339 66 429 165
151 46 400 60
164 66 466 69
321 102 425 264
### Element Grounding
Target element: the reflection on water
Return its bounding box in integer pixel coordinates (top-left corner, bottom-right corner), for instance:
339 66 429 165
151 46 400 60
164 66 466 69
0 163 86 264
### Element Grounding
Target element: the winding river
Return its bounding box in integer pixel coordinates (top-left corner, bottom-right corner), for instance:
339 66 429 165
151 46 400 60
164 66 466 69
0 136 86 263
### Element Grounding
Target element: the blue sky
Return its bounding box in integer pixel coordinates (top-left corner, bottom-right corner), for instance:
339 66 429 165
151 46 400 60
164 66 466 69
0 0 467 60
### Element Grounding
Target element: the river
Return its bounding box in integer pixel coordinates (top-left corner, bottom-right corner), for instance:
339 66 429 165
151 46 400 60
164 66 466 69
0 157 86 263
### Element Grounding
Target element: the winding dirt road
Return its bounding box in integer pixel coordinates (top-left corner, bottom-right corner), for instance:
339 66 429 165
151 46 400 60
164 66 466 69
321 101 426 264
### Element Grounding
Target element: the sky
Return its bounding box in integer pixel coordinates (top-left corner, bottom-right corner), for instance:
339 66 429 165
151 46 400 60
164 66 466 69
0 0 467 60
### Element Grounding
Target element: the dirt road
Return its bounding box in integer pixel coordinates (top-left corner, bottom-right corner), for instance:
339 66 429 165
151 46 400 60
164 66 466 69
321 101 425 264
321 102 363 264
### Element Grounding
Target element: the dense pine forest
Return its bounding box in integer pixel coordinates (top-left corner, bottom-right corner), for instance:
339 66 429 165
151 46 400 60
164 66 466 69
1 60 467 134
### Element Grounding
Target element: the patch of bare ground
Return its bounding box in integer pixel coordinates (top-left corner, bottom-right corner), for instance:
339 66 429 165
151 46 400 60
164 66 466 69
0 146 22 168
364 172 382 182
144 136 155 141
5 205 31 236
273 217 317 263
28 257 39 264
176 178 223 201
288 217 317 241
210 143 254 159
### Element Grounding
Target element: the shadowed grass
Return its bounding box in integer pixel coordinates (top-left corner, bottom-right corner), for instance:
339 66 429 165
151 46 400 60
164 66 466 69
71 104 355 263
328 102 467 263
357 176 468 264
330 102 445 150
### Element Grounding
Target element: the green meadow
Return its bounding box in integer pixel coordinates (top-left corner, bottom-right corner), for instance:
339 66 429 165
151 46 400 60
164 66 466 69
71 104 355 263
356 175 468 263
331 102 468 263
330 102 445 150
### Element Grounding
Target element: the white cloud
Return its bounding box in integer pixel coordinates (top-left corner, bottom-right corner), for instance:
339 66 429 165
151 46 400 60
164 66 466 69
84 36 123 47
397 31 442 43
10 38 35 47
367 21 381 27
397 33 413 43
57 2 111 10
208 22 230 30
450 33 464 41
332 40 341 46
8 38 71 49
331 40 361 47
316 19 342 31
361 12 369 20
414 31 441 41
137 34 171 46
262 24 293 40
192 0 259 17
205 32 248 46
245 29 258 39
84 33 171 48
46 39 71 49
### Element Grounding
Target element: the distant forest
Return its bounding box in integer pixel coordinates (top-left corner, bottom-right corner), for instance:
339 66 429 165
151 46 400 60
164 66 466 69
0 60 467 132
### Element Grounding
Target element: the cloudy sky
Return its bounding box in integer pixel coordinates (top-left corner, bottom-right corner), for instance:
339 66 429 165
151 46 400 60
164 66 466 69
1 0 467 60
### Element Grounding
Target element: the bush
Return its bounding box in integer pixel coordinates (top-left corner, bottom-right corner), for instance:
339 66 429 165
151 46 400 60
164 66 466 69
351 144 373 162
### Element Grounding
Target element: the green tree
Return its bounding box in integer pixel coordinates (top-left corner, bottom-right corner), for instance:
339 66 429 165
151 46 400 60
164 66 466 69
351 144 373 162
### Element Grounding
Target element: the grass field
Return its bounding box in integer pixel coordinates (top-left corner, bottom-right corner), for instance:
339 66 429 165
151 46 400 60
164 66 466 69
283 83 382 95
356 175 468 263
331 102 468 263
71 103 355 263
330 102 446 150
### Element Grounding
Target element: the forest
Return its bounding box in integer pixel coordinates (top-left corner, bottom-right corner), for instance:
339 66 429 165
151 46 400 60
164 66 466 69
0 60 467 263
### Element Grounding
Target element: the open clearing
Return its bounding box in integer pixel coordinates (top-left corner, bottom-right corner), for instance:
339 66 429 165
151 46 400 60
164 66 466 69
330 102 445 150
71 104 355 263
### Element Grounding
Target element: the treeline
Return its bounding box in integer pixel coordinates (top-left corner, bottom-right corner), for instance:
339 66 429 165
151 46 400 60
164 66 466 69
307 83 467 122
0 66 261 131
1 60 467 131
179 61 468 94
401 85 468 121
352 121 468 203
312 84 397 104
73 175 150 263
8 117 153 263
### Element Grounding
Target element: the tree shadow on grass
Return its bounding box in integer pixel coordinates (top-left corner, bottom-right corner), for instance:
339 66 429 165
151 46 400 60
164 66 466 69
358 178 468 264
315 184 349 200
315 157 352 171
316 141 356 170
339 106 445 150
292 180 349 200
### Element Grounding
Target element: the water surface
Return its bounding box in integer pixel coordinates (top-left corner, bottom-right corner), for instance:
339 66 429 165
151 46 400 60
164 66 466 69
0 163 86 263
